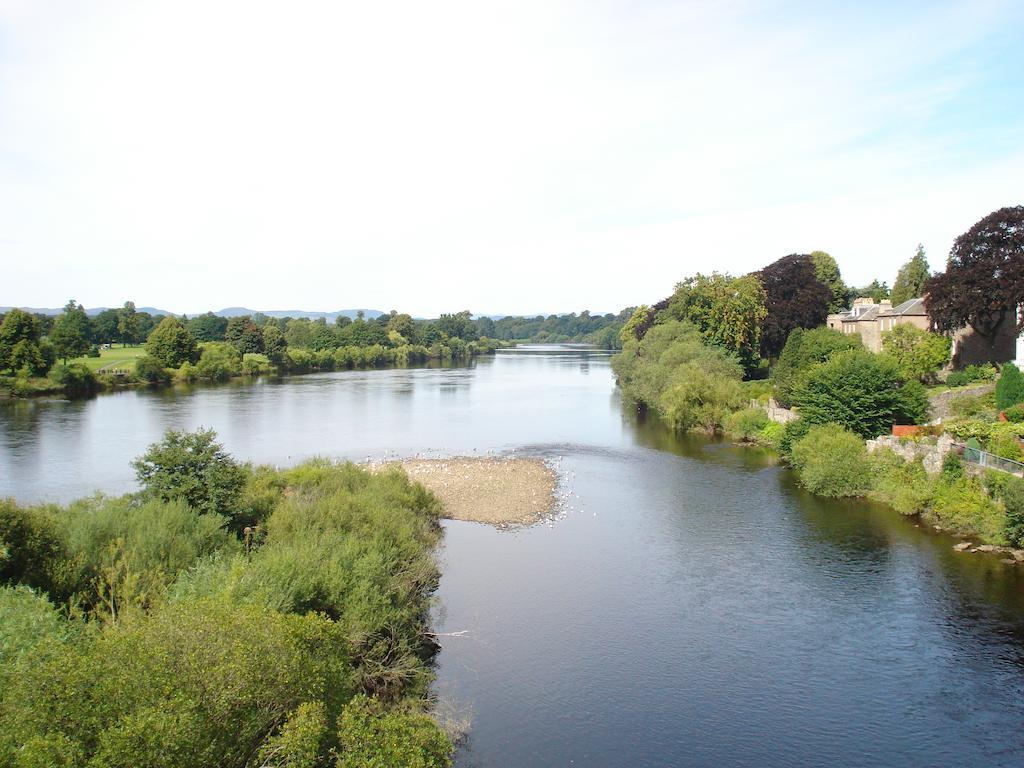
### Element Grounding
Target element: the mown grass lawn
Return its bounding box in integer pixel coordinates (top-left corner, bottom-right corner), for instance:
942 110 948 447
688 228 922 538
70 345 147 372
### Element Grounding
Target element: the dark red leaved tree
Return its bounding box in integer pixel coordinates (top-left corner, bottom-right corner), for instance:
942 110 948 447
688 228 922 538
925 206 1024 340
757 253 832 358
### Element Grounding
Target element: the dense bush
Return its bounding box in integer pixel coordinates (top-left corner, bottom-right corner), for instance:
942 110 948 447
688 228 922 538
867 451 933 515
195 341 242 381
996 363 1024 411
983 472 1024 547
0 438 453 767
337 696 454 768
0 499 63 594
945 363 997 387
947 391 996 419
771 327 861 406
611 320 745 432
132 429 247 522
171 461 444 700
133 354 171 385
925 473 1007 543
790 424 873 497
880 324 951 383
0 601 352 767
1004 403 1024 423
791 349 929 438
723 407 770 442
47 362 98 396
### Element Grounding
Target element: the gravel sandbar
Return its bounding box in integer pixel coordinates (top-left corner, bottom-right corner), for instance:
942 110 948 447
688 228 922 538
399 457 556 526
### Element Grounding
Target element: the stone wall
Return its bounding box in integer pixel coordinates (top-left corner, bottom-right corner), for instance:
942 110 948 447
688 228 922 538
866 434 956 475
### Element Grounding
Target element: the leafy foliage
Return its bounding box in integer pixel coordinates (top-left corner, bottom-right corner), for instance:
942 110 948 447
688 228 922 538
791 349 929 438
790 424 873 497
996 363 1024 411
757 253 832 358
336 696 454 768
612 320 744 432
810 251 849 312
133 354 171 385
145 316 199 368
771 327 862 406
663 272 767 370
925 205 1024 340
49 300 92 363
0 308 51 375
132 429 247 521
891 244 930 305
880 324 950 383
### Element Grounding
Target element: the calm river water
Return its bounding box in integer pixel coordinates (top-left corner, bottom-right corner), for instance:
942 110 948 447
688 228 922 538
3 345 1024 766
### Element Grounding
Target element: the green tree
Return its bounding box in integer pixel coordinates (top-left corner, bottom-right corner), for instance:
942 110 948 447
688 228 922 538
0 309 50 375
891 244 930 305
771 327 863 406
117 301 141 346
145 316 200 368
131 428 247 520
187 312 228 342
665 272 767 371
880 324 950 383
851 279 890 303
48 300 92 364
386 313 419 344
810 251 850 312
263 324 288 367
792 348 929 438
225 316 265 354
436 311 477 341
996 364 1024 411
92 308 121 345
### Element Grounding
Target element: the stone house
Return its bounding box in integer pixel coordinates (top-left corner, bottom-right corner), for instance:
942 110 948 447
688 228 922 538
827 296 1017 366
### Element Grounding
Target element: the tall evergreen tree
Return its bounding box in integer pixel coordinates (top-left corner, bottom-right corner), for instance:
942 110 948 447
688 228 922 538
891 244 930 305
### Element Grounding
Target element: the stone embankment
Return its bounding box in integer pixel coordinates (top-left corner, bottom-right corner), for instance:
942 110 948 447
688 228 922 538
866 434 957 475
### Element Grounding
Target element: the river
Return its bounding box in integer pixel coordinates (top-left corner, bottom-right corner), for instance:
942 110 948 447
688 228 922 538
2 345 1024 766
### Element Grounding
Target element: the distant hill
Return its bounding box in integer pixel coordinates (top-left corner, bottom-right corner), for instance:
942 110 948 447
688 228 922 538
0 305 173 317
213 308 386 321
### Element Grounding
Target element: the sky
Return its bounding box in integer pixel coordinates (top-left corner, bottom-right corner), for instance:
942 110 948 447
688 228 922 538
1 1 1023 317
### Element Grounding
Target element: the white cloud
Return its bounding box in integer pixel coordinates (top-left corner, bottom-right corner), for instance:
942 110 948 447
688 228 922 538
1 0 1022 314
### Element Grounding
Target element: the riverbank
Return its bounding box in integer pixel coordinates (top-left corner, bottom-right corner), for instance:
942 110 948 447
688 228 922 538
382 457 558 526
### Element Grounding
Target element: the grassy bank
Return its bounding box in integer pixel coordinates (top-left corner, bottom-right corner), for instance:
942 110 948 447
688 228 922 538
0 431 455 766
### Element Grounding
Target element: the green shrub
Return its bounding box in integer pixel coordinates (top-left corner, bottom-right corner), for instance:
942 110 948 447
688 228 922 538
791 349 929 438
132 429 248 522
996 363 1024 410
336 695 453 768
942 418 993 443
880 324 951 383
779 418 812 458
133 354 170 385
657 361 743 432
983 472 1024 547
946 364 997 387
0 499 63 594
789 424 873 497
0 586 76 688
0 601 351 768
987 425 1024 462
1003 403 1024 423
195 342 241 381
925 474 1007 544
771 327 861 406
867 451 933 515
947 392 997 419
723 407 770 442
255 701 326 768
47 363 98 396
758 421 786 449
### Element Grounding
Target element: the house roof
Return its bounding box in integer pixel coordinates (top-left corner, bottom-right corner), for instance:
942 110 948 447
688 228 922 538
881 298 927 317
